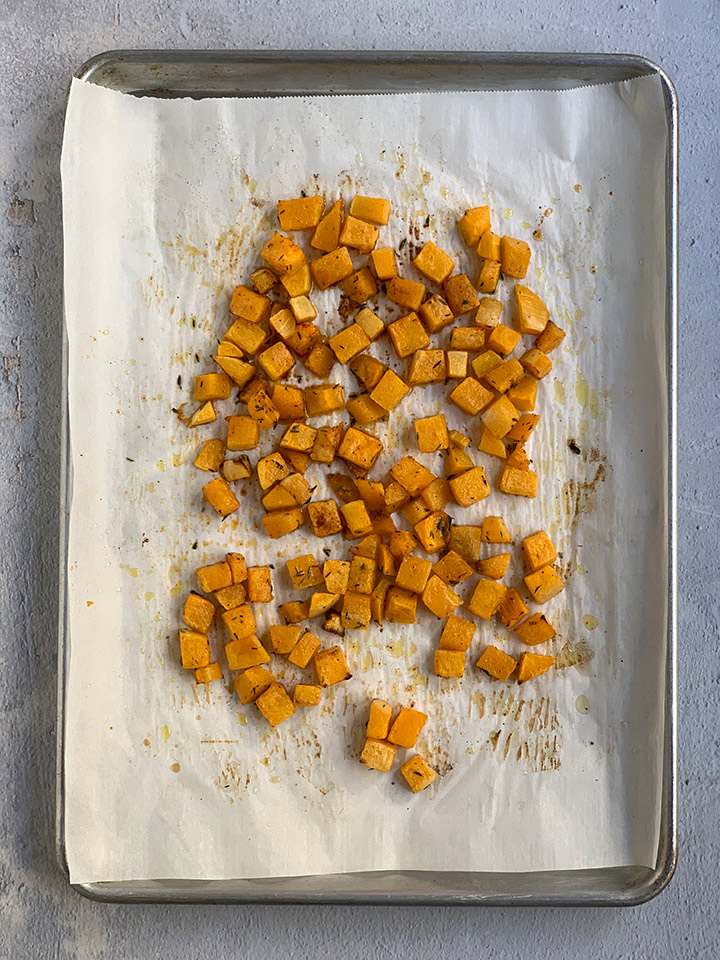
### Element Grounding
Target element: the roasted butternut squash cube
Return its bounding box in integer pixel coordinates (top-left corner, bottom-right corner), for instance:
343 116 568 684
432 550 474 587
329 323 371 364
475 297 502 328
283 451 311 475
226 415 260 452
448 524 484 563
179 629 210 669
505 442 530 469
348 555 377 594
507 414 540 444
370 577 392 625
195 561 230 594
387 312 430 358
288 295 318 324
484 357 524 394
340 499 373 538
446 350 468 379
370 246 398 280
308 592 341 618
327 472 360 504
449 465 490 507
240 375 269 404
449 377 494 415
213 583 247 611
348 354 386 391
288 630 322 668
423 575 462 619
481 516 512 543
230 283 272 324
444 446 475 478
387 276 426 312
355 478 385 514
341 266 378 303
522 530 557 572
515 284 549 335
225 634 270 670
303 342 337 379
388 707 428 748
233 665 273 704
400 754 436 792
256 681 295 726
476 645 517 681
449 327 486 352
486 323 521 358
449 430 472 449
418 294 454 333
222 553 245 586
349 195 391 225
286 320 321 357
195 662 223 684
255 453 289 491
514 613 556 646
477 427 507 458
280 422 317 452
508 376 538 412
478 231 500 260
396 555 433 594
421 477 453 512
286 554 323 590
294 683 322 706
280 263 312 298
434 648 465 677
257 342 295 381
500 236 531 279
524 565 565 603
517 652 556 684
303 383 345 417
536 319 566 354
246 566 273 603
311 246 354 290
311 424 343 462
311 198 343 252
443 274 479 317
471 350 503 381
194 372 232 402
406 349 448 385
415 414 449 453
354 307 384 341
268 624 302 655
183 593 216 633
383 481 410 514
476 553 511 580
323 612 344 636
481 395 520 439
360 738 396 772
262 507 305 539
212 355 256 389
413 241 454 284
496 588 530 628
339 215 378 253
401 498 431 526
388 530 418 559
458 205 491 247
367 699 393 740
389 456 434 497
377 544 397 577
202 476 240 517
225 317 268 355
277 195 325 230
477 259 501 294
521 346 553 379
307 499 343 537
261 231 306 276
247 390 280 430
384 586 418 623
499 465 538 498
194 438 225 472
365 371 408 413
468 579 508 619
341 591 372 629
269 384 304 422
439 614 476 651
251 267 278 295
278 600 310 624
314 645 352 686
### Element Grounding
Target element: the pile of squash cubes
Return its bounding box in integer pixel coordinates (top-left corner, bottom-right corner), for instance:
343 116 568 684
178 193 568 792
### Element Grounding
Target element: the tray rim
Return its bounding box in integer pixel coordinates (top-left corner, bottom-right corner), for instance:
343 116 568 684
57 48 677 907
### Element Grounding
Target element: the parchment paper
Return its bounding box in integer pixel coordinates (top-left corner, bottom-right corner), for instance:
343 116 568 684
61 74 669 883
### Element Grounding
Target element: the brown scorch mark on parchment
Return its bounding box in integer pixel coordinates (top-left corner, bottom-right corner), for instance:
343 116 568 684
562 453 608 530
483 690 563 773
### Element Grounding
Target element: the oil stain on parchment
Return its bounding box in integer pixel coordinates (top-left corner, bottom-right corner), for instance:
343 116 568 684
484 689 563 773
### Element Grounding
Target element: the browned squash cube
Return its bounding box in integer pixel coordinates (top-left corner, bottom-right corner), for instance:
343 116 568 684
340 267 378 304
396 555 433 594
251 267 278 295
500 236 531 279
233 665 273 704
302 342 335 379
384 481 411 514
261 231 306 275
521 348 553 379
443 274 479 317
367 699 393 739
202 477 240 517
280 422 317 452
415 414 449 452
311 198 344 252
476 553 511 580
355 478 385 514
439 614 476 652
478 230 500 260
341 499 374 538
255 453 289 491
434 648 465 678
349 195 391 225
476 645 517 681
341 591 372 629
314 645 352 686
226 415 260 451
288 630 322 668
486 323 521 357
348 354 386 391
449 377 494 415
246 566 273 603
524 565 565 603
323 559 350 595
499 465 538 498
477 259 501 294
308 499 343 537
179 629 210 669
269 624 303 655
505 442 530 470
480 395 520 439
522 530 558 572
339 215 378 253
386 276 426 312
449 429 471 448
507 414 540 444
484 357 524 394
390 456 435 496
432 550 474 586
413 241 454 284
230 283 272 324
418 294 455 333
467 579 508 619
449 465 490 507
225 634 270 670
400 754 436 792
277 196 325 230
496 588 530 628
401 498 431 527
422 575 462 619
406 349 448 385
458 205 491 247
195 662 223 684
481 516 512 543
536 319 566 353
517 652 556 684
286 554 323 590
183 593 215 633
256 681 295 727
311 424 343 462
310 246 354 290
360 738 396 772
271 384 306 421
475 297 502 328
294 684 322 706
370 246 398 280
384 586 418 623
514 614 556 646
387 312 430 358
388 707 428 748
388 530 418 559
370 577 392 625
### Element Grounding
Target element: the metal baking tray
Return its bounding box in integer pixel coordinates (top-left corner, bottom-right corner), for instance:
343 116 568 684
57 49 677 906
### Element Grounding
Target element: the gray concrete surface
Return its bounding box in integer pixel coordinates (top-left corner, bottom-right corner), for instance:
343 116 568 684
0 1 717 957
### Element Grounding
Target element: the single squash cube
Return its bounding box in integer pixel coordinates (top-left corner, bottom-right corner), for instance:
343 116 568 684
413 240 455 284
439 614 476 652
341 591 372 629
341 266 378 304
388 707 428 748
311 424 343 462
348 555 378 595
387 312 430 358
443 273 479 317
287 554 324 590
288 630 322 668
308 592 340 619
514 613 557 646
476 553 511 580
280 263 312 298
202 477 240 517
279 600 310 624
458 205 491 247
471 349 503 381
370 246 398 280
507 414 540 444
406 349 447 385
262 507 305 538
499 465 538 498
477 259 501 293
341 499 374 538
486 323 521 358
421 477 453 512
517 652 556 684
367 699 393 739
360 738 396 772
323 559 350 595
289 295 318 323
390 456 435 497
432 550 474 587
536 319 566 354
234 664 273 704
449 377 494 415
212 355 256 388
515 285 549 334
444 446 475 478
247 390 280 431
224 634 270 670
280 422 317 452
230 283 272 324
303 342 337 379
386 276 426 312
256 453 290 490
277 195 325 230
508 376 538 413
323 612 345 636
423 575 462 619
467 579 508 619
311 198 344 252
261 231 306 275
478 230 500 260
370 369 410 411
226 415 260 451
434 648 466 678
225 317 268 355
384 481 411 514
522 530 558 572
477 427 507 458
524 565 565 604
251 267 278 295
401 498 431 527
449 465 490 507
500 236 531 279
257 342 295 381
339 215 378 253
446 350 468 379
179 629 210 669
377 544 397 577
418 293 455 333
476 645 517 681
496 588 530 628
304 383 345 417
415 414 449 453
448 524 485 563
193 372 232 402
271 383 306 422
246 566 273 603
213 583 247 611
348 195 391 225
195 662 223 684
506 442 530 470
449 327 486 352
338 426 384 470
348 354 386 391
354 478 385 514
481 516 512 543
396 555 433 594
183 593 216 633
521 347 553 379
306 499 342 538
481 395 520 439
384 586 418 623
400 754 437 792
256 681 295 727
355 306 385 341
388 530 418 559
196 561 232 594
475 297 502 328
294 683 322 706
310 246 354 290
314 645 352 686
484 357 524 394
267 624 302 655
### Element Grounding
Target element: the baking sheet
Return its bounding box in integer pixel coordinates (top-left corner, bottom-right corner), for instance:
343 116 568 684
61 74 669 884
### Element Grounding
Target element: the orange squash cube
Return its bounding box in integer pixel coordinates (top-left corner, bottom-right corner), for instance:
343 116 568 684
446 350 468 379
517 652 556 684
414 511 451 554
431 550 474 587
348 555 378 595
515 285 549 334
370 369 410 410
233 665 273 704
449 377 494 416
179 629 210 669
251 267 278 295
507 414 540 444
193 372 232 404
360 738 396 772
419 294 455 333
413 241 454 284
401 498 431 527
486 323 521 357
288 630 322 668
448 524 484 563
388 707 428 748
478 230 501 260
514 614 557 646
225 634 270 670
339 215 378 253
286 554 324 590
294 683 322 706
212 355 256 388
280 422 317 452
421 477 453 512
387 276 426 312
226 415 260 452
522 530 558 572
311 198 344 252
458 205 491 247
308 592 340 619
476 553 511 580
367 699 393 739
481 516 512 543
475 297 502 328
280 263 312 298
340 266 378 303
202 476 240 517
246 566 273 603
415 414 449 453
449 465 490 507
384 586 418 623
484 357 524 394
480 395 520 439
310 246 354 290
387 312 430 358
476 645 517 681
338 426 384 471
261 231 306 275
478 427 507 458
304 383 345 417
314 646 352 686
340 499 374 538
222 604 257 643
348 354 386 391
496 588 530 628
396 555 433 594
467 579 508 619
277 195 325 230
323 559 350 595
507 376 538 412
388 530 418 559
354 306 385 340
499 465 538 498
439 614 476 652
278 600 310 624
262 507 305 538
448 328 485 353
370 246 398 280
390 456 435 497
230 283 272 324
183 593 216 633
256 453 291 490
471 349 503 380
524 565 565 604
256 681 295 726
257 341 295 381
288 295 318 323
422 575 462 619
268 624 302 655
500 236 531 279
521 347 553 379
212 583 246 611
224 317 268 355
341 591 372 629
196 561 231 594
400 754 436 792
195 662 223 684
477 259 501 293
349 195 391 225
434 649 465 678
536 319 566 353
303 342 337 379
443 274 479 317
406 349 448 385
307 499 342 537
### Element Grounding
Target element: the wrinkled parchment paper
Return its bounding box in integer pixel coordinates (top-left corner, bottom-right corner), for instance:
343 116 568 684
61 75 669 883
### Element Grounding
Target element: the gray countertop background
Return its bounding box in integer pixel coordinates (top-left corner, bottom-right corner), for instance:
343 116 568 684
1 1 717 957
